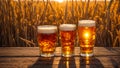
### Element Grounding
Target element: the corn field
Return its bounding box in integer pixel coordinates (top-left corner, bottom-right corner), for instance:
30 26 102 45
0 0 120 47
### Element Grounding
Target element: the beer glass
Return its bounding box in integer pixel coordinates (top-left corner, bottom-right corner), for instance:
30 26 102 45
59 24 76 57
37 25 57 57
78 20 95 57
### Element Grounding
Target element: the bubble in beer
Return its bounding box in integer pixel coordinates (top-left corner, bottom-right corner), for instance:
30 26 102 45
78 20 95 27
59 24 76 31
37 25 57 34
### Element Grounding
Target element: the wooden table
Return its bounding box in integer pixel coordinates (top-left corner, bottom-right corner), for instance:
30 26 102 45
0 47 120 68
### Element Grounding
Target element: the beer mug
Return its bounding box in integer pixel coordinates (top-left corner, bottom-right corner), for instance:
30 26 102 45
59 24 76 57
78 20 96 57
37 25 57 57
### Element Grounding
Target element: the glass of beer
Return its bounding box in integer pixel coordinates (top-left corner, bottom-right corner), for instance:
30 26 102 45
37 25 57 57
59 24 76 57
78 20 95 57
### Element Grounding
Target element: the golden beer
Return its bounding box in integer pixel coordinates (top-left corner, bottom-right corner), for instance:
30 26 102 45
78 20 95 57
37 25 57 57
59 24 76 57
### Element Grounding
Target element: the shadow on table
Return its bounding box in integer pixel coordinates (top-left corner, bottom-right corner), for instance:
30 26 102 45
110 57 119 68
58 57 76 68
80 56 104 68
29 57 54 68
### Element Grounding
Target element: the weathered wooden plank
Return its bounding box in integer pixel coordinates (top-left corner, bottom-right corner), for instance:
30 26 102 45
0 56 120 68
0 47 120 57
0 47 119 68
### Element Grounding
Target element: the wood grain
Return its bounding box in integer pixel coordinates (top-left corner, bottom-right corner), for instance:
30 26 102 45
0 47 120 57
0 56 120 68
0 47 120 68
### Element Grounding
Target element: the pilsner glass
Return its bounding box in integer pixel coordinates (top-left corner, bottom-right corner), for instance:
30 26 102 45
59 24 76 57
37 25 57 57
78 20 95 57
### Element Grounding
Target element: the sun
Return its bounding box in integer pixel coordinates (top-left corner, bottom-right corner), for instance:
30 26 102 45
56 0 64 3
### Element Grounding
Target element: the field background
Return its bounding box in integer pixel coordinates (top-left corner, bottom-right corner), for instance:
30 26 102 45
0 0 120 47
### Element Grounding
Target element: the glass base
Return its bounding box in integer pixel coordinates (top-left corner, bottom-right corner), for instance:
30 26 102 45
41 53 54 57
80 53 93 57
62 54 73 57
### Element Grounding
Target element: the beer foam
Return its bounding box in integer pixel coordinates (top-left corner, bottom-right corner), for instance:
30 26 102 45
78 20 95 27
59 24 76 31
37 25 57 34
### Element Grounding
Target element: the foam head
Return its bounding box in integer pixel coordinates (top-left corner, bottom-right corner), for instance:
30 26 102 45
37 25 57 34
59 24 76 31
78 20 95 27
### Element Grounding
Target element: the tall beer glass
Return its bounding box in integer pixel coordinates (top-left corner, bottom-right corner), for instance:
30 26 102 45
37 25 57 57
78 20 95 57
59 24 76 57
